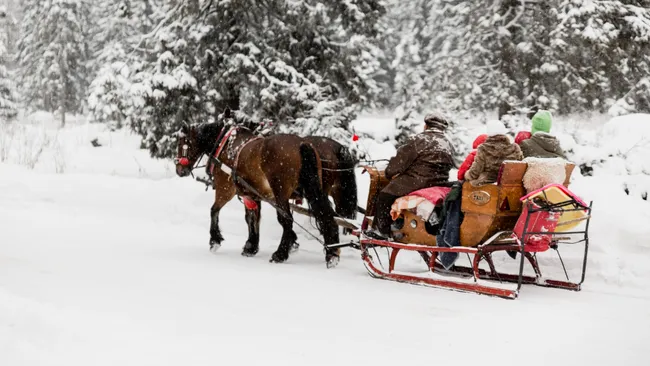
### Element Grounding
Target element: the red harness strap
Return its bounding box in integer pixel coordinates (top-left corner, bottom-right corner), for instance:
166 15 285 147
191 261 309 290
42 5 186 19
213 126 238 161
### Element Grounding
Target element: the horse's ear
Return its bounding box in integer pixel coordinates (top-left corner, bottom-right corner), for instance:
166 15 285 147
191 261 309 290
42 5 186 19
224 108 231 119
181 122 189 134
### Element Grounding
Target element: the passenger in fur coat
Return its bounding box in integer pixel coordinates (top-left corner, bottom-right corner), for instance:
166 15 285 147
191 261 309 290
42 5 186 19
464 120 524 186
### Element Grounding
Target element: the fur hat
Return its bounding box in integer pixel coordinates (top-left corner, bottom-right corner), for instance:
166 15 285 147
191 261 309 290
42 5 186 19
486 120 507 136
424 111 449 131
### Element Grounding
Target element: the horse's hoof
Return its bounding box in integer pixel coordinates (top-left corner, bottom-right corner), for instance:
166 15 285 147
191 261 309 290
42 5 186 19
241 241 259 257
270 251 288 263
209 240 221 254
326 255 340 269
290 241 300 253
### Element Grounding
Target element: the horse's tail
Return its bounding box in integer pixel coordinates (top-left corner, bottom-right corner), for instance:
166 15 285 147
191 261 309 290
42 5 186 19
299 143 339 245
335 144 358 220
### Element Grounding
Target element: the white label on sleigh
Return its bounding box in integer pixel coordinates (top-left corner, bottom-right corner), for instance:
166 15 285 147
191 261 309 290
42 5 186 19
469 190 491 206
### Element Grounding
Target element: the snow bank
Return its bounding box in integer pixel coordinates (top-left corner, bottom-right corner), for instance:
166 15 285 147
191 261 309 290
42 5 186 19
565 113 650 200
350 111 395 141
0 112 175 179
1 111 650 366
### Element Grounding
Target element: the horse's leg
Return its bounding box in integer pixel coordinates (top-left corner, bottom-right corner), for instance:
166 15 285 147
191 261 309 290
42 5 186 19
330 185 353 235
209 174 236 253
269 198 297 263
298 144 341 267
241 198 262 257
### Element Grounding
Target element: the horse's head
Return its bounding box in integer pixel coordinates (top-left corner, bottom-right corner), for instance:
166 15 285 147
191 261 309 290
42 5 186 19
175 119 228 177
174 122 204 177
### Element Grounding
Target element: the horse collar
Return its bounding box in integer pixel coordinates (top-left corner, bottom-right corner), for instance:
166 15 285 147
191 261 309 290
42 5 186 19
213 125 238 161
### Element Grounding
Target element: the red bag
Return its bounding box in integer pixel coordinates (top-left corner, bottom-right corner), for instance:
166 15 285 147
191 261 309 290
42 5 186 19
513 199 561 252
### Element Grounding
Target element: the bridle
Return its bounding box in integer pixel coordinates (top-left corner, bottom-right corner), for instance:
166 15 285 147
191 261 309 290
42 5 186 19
174 121 259 185
174 131 209 178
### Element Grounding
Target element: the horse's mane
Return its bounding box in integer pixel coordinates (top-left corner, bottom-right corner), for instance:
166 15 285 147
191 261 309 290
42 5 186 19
196 122 224 153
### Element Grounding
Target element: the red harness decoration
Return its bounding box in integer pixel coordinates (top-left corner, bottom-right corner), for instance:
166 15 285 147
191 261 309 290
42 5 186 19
213 126 238 161
242 197 259 210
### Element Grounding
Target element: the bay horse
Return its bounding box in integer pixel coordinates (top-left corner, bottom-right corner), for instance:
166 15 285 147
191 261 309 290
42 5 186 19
301 136 358 235
227 114 359 229
174 111 341 267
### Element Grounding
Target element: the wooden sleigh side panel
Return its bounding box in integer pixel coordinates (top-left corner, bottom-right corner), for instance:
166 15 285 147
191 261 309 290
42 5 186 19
362 165 390 218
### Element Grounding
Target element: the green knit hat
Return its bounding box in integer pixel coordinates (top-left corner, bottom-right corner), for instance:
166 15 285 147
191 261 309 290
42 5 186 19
531 110 552 134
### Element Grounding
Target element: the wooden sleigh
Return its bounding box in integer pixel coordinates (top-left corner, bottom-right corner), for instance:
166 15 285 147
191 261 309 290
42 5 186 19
350 161 592 299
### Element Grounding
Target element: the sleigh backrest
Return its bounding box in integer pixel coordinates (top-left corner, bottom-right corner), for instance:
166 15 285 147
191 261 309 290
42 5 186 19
362 165 390 218
460 160 576 247
497 160 575 187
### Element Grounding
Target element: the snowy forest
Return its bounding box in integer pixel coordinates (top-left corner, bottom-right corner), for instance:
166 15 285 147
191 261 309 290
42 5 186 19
2 0 650 159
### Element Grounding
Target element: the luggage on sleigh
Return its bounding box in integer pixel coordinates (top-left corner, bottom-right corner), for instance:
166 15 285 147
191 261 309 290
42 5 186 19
353 161 592 299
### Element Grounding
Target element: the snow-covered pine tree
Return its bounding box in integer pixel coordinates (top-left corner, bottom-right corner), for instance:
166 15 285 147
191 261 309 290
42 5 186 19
87 0 164 129
0 7 17 122
16 0 92 126
384 1 503 156
123 0 385 158
549 0 650 113
385 0 650 121
0 4 18 68
91 1 136 67
384 0 436 143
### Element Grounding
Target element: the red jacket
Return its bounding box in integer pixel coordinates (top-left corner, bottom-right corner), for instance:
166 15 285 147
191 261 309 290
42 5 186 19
458 150 477 180
515 131 531 144
457 134 488 180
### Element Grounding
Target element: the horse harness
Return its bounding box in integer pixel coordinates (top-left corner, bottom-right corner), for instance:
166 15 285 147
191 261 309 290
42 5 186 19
202 124 263 206
178 123 341 248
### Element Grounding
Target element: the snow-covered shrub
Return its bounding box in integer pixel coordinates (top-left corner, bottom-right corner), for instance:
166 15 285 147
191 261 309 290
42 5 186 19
0 121 14 161
88 60 133 130
9 124 51 169
609 78 650 117
554 114 650 200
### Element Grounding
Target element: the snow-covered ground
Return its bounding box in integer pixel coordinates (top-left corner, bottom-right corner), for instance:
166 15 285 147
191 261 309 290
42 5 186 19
1 112 649 365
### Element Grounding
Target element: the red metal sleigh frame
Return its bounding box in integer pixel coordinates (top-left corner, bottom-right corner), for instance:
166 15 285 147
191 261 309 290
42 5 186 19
349 196 593 300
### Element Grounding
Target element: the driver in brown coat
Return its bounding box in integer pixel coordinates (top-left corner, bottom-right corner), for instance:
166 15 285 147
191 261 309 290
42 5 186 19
367 112 455 240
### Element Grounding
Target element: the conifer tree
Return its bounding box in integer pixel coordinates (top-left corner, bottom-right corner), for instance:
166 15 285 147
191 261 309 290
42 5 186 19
0 7 17 122
122 0 386 158
16 0 91 126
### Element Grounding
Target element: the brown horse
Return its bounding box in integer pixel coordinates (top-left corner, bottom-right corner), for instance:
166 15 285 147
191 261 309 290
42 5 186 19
301 136 359 234
174 111 341 267
229 115 359 227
